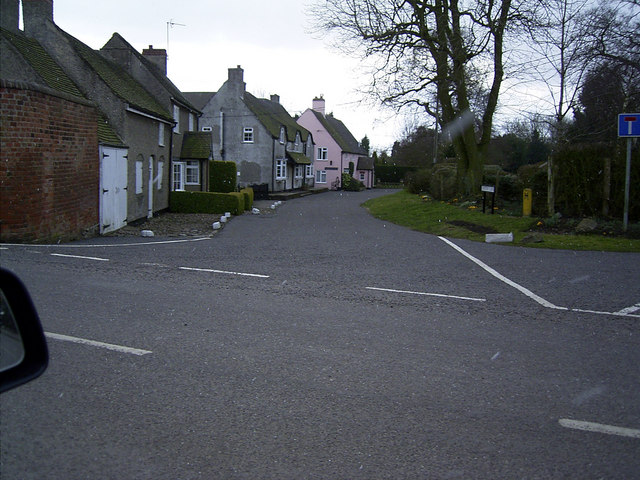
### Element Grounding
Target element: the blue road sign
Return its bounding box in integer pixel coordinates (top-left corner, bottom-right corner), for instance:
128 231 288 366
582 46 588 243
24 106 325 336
618 113 640 137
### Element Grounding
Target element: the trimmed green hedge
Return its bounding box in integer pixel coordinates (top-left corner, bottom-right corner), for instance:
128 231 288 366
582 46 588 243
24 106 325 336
240 187 254 210
209 160 237 193
375 165 418 183
170 191 244 215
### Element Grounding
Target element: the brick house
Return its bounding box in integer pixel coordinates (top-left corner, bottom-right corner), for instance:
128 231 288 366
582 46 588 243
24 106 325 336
297 96 374 189
186 66 315 193
14 0 175 232
1 13 123 241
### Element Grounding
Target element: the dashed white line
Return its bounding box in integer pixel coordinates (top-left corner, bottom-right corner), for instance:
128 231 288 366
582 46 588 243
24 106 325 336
3 237 211 248
179 266 270 278
438 236 567 310
45 332 152 356
50 253 109 262
559 418 640 439
366 286 486 302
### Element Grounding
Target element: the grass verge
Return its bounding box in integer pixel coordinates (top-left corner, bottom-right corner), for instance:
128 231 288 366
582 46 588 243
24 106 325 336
363 190 640 252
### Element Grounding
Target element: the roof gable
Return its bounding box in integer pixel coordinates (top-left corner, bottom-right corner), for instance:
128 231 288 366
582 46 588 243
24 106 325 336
104 33 200 114
58 28 173 122
310 109 366 155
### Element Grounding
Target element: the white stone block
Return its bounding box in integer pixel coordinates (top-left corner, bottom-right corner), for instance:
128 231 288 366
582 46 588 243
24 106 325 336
212 222 221 230
485 232 513 243
141 230 154 237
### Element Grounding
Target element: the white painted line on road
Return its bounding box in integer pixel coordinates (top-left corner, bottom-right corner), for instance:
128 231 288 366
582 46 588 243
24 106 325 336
51 253 109 262
366 286 486 302
45 332 152 356
3 237 211 248
559 418 640 439
179 266 270 278
571 307 640 319
438 237 567 310
615 303 640 315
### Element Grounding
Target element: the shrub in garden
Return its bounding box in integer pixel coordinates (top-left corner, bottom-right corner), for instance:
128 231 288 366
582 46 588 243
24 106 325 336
209 160 237 193
342 173 364 191
170 191 244 215
404 168 432 194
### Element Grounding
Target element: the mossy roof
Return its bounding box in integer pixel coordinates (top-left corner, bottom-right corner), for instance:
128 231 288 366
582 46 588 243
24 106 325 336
286 151 311 164
106 33 201 114
180 132 212 159
59 28 173 122
0 27 125 147
310 109 366 155
243 92 311 143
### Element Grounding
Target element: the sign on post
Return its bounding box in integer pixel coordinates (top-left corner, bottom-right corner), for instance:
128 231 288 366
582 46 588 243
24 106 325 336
618 114 640 137
618 113 639 231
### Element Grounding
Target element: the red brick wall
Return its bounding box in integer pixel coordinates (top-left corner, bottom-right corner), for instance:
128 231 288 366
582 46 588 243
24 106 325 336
1 82 99 242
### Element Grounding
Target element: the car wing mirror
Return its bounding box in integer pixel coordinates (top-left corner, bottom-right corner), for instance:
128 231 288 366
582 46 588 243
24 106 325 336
0 268 48 394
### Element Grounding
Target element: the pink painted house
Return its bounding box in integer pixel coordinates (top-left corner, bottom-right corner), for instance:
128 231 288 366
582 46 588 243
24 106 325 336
297 97 374 189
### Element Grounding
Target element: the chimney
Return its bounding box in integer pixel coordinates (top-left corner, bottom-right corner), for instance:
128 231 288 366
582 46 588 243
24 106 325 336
312 96 325 115
0 0 19 31
270 94 280 104
227 65 245 95
22 0 54 33
142 45 167 75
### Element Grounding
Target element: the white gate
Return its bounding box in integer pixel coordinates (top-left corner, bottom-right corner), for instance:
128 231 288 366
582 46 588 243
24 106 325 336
100 146 128 234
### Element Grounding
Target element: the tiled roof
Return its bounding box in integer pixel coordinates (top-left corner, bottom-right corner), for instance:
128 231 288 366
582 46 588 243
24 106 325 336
310 110 366 155
59 28 173 122
1 27 125 147
106 33 201 114
244 92 311 143
357 156 374 170
183 92 216 111
286 151 311 164
180 132 212 159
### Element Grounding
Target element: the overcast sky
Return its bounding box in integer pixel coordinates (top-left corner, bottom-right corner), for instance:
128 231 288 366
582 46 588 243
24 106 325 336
41 0 404 152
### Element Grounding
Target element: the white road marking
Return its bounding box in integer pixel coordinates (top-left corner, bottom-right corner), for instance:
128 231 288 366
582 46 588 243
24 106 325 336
572 307 640 319
366 286 486 302
615 303 640 315
50 253 109 262
45 332 152 356
559 418 640 439
179 266 270 278
3 237 211 248
438 236 567 310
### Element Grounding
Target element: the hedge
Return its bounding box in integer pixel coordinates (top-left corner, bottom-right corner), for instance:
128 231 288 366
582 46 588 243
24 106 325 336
170 191 244 215
240 187 254 210
209 160 237 193
375 165 418 183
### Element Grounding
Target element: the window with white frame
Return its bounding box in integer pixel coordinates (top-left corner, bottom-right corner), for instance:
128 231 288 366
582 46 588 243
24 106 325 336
315 170 327 183
172 162 184 191
188 113 195 132
185 161 200 185
360 171 365 181
317 147 327 161
305 165 313 178
173 105 180 133
276 159 286 179
158 122 165 146
243 127 254 143
294 165 303 178
279 127 286 144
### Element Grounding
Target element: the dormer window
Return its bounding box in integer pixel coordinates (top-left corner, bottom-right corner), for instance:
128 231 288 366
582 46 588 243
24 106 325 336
279 127 286 144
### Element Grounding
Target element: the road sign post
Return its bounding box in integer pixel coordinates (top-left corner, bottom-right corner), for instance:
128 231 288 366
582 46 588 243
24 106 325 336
618 114 640 232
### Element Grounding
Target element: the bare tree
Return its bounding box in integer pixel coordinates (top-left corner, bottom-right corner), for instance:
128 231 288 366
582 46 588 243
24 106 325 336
311 0 520 195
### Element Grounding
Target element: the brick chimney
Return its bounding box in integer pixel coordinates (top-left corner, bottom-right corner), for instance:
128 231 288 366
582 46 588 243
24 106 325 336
0 0 19 31
227 65 245 96
22 0 54 34
312 96 325 116
142 45 167 75
270 94 280 104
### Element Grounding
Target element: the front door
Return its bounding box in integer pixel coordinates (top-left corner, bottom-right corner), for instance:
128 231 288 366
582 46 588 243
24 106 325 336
100 146 128 234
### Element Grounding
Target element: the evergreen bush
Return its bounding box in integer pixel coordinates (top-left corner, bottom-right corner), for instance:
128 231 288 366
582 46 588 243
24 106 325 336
170 191 244 215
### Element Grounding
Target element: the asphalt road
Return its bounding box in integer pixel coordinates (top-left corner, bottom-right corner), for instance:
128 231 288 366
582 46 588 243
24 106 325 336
1 189 639 479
